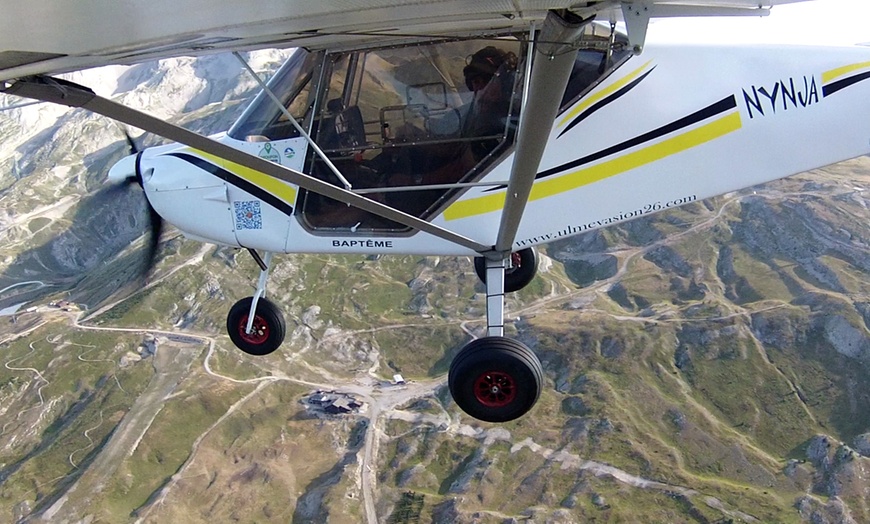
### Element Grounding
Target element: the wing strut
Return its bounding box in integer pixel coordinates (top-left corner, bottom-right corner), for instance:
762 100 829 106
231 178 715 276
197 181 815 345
1 76 489 253
493 10 590 256
232 51 353 191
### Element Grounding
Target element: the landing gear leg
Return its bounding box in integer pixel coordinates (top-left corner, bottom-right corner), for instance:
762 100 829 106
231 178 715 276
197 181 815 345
247 250 273 334
227 250 286 356
484 256 506 338
449 254 543 422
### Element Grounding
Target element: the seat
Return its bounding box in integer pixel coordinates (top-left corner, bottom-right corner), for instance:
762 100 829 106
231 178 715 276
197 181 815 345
334 105 366 149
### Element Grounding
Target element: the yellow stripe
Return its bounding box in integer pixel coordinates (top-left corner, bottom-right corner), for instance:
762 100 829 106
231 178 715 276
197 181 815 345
822 61 870 83
188 148 298 205
444 112 742 221
558 60 653 128
444 187 506 220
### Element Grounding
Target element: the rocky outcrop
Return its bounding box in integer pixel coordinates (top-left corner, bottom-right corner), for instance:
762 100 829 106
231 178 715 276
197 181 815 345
559 254 618 287
732 197 862 294
795 496 858 524
560 396 588 417
546 231 618 286
750 310 809 351
822 315 870 361
852 434 870 457
805 434 868 500
644 245 693 278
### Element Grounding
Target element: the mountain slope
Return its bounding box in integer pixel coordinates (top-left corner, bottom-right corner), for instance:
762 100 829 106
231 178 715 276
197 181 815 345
0 52 869 523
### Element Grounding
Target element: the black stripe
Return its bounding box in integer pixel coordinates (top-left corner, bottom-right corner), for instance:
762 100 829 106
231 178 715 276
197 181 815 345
485 95 738 192
558 68 655 138
168 152 295 217
823 71 870 97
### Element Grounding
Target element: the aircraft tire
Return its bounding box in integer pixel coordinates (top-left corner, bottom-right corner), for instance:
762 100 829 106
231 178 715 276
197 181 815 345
227 296 286 356
448 336 543 422
474 247 538 293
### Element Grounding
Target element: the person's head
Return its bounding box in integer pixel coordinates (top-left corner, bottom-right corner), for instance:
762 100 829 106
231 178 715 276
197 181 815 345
463 46 508 92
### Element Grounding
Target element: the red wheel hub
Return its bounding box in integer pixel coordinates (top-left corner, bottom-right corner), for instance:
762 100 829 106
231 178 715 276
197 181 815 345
238 314 269 345
506 252 522 274
473 370 517 408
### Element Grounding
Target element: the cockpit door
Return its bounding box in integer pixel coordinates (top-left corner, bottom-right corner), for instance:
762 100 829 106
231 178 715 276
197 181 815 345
223 136 308 252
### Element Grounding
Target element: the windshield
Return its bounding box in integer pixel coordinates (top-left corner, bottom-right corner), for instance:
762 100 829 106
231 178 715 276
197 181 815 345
228 48 322 141
301 37 525 233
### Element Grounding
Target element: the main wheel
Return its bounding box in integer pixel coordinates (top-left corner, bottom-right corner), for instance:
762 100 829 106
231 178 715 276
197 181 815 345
448 336 543 422
474 247 538 293
226 296 286 356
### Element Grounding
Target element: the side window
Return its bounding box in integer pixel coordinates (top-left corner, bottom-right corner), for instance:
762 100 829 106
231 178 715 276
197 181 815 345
561 24 632 109
302 38 525 233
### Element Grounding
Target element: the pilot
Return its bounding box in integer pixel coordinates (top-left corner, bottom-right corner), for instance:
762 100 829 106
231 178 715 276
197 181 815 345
462 46 518 158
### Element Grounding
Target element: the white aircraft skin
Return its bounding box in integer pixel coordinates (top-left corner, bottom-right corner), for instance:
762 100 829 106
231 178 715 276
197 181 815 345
110 37 870 256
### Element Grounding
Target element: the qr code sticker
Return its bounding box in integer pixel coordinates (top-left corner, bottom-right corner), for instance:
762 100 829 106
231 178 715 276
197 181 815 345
234 200 263 230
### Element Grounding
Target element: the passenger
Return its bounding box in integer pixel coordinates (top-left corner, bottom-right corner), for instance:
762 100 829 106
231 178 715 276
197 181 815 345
374 45 518 210
462 46 518 159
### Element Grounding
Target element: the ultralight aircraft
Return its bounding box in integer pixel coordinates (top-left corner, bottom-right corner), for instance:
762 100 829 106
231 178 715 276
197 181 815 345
2 0 870 422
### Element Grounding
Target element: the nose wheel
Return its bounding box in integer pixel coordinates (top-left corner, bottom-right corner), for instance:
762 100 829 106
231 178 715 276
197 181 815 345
448 336 543 422
227 296 286 355
226 250 286 356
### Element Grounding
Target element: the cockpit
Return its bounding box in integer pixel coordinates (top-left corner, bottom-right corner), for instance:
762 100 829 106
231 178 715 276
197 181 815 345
228 24 630 234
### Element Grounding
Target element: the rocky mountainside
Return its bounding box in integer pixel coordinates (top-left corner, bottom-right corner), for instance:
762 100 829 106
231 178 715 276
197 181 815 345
0 50 869 524
0 50 290 309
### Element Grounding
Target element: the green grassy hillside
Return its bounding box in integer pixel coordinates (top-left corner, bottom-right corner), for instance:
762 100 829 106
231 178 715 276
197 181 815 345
1 157 868 522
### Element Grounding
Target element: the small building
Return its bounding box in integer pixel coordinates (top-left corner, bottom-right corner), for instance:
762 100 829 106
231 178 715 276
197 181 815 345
305 390 363 415
323 396 362 415
308 391 334 405
325 398 353 414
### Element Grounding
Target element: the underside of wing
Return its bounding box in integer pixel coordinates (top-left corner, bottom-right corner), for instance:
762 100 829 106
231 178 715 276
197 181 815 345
0 0 810 81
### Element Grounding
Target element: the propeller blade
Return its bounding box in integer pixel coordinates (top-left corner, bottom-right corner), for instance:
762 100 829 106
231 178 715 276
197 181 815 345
108 137 164 282
143 202 164 280
124 130 141 155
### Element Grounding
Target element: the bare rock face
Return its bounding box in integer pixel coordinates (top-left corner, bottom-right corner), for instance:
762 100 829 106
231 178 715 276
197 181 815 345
0 49 292 310
807 435 835 469
805 434 869 503
852 434 870 457
823 315 870 360
560 396 588 417
795 495 859 524
407 276 434 315
430 498 464 524
751 310 809 351
644 245 693 278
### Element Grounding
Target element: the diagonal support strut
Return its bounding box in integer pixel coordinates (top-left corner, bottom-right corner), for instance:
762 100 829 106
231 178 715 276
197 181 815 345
494 11 591 256
1 75 489 253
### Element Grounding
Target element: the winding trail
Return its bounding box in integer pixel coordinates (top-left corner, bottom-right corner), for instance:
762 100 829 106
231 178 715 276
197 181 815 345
0 280 46 296
16 186 858 521
69 410 103 468
40 330 200 521
14 299 768 524
4 342 50 408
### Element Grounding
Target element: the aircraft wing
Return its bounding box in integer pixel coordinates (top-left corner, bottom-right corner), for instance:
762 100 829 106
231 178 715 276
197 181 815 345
0 0 809 82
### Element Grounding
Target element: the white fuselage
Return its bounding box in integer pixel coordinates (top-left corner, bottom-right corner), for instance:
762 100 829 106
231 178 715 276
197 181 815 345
115 36 870 256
